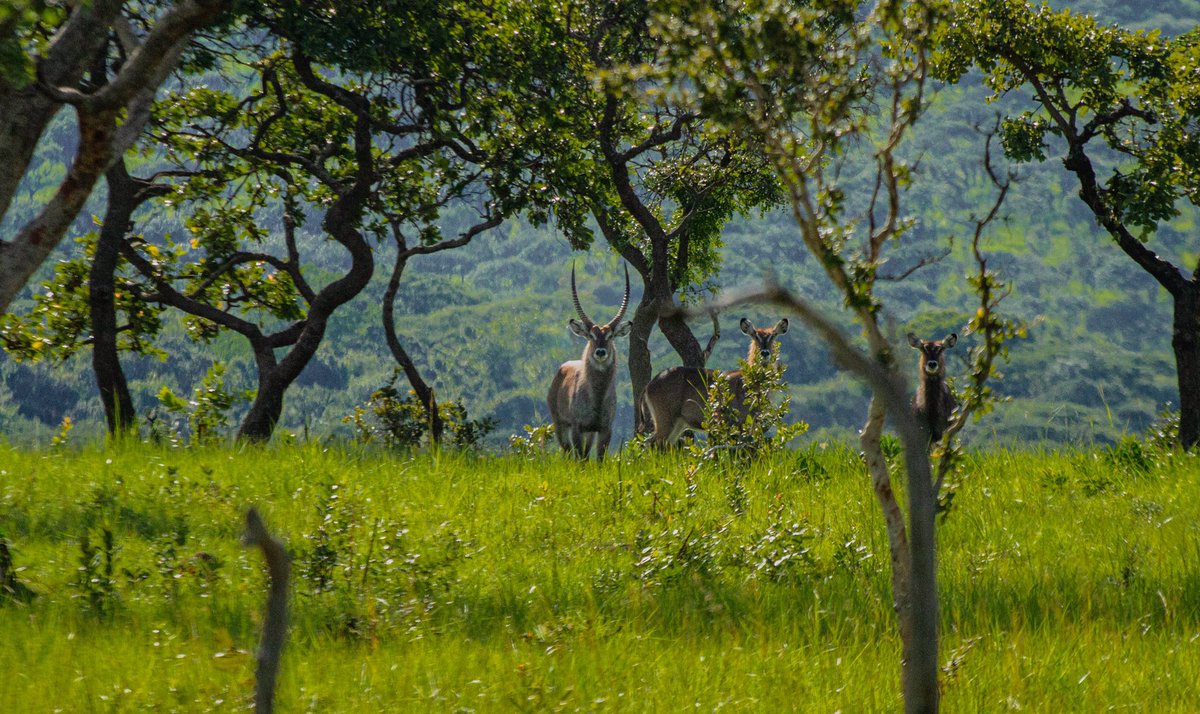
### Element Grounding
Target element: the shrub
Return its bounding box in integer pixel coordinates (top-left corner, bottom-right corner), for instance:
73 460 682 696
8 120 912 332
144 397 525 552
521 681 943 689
155 361 251 446
510 422 556 457
694 348 807 462
344 371 495 450
1143 404 1181 452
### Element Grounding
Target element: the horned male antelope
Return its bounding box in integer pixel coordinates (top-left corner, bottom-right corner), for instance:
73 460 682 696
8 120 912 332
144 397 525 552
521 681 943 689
547 265 632 460
907 332 957 442
642 317 789 447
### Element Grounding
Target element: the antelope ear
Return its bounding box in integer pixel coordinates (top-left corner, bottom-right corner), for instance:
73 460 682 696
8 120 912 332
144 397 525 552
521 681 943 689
613 320 632 337
906 332 921 348
568 319 589 337
944 333 958 348
773 318 789 334
739 318 755 335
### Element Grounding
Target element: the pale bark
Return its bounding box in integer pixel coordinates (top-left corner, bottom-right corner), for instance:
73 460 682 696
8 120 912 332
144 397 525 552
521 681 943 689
0 0 122 222
0 0 231 316
860 396 913 655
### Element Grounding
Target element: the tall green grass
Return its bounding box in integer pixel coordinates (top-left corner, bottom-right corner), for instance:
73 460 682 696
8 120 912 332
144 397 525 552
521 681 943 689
1 441 1197 711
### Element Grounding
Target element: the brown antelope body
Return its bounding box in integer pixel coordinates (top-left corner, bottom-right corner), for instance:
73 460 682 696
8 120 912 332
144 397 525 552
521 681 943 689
907 332 957 442
547 265 632 460
642 318 789 447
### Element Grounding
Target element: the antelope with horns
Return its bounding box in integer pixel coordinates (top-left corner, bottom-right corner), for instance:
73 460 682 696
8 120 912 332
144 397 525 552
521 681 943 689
547 264 632 460
641 317 789 447
907 332 957 443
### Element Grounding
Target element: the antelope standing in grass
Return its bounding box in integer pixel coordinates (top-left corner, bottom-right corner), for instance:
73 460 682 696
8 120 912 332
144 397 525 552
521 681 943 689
907 332 957 442
547 264 632 460
642 317 789 447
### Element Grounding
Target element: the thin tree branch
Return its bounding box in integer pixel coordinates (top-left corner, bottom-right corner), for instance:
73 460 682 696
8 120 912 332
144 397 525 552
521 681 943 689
242 507 290 714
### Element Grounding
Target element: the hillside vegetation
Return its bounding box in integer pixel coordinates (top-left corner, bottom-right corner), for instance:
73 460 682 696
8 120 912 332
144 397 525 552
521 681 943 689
1 442 1197 711
0 99 1191 448
0 0 1196 449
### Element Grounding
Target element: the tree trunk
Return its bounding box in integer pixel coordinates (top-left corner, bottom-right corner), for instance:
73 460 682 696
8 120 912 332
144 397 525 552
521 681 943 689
627 291 658 433
859 396 916 702
235 176 375 441
620 263 705 434
238 345 284 442
89 165 142 436
657 308 704 366
648 235 704 368
1064 144 1198 450
749 285 945 711
903 422 942 714
862 390 942 713
382 250 443 443
605 237 703 433
1173 285 1200 450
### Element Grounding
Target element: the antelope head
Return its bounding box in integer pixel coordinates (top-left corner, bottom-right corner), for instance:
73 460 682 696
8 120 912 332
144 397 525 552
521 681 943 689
907 332 957 377
567 263 632 368
739 317 789 364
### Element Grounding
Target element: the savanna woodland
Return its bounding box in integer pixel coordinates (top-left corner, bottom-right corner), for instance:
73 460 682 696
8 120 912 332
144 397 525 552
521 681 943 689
1 0 1198 712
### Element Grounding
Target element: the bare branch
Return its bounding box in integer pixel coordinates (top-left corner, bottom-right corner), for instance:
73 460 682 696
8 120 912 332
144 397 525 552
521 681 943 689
878 247 952 282
242 508 290 714
618 113 695 163
933 127 1015 494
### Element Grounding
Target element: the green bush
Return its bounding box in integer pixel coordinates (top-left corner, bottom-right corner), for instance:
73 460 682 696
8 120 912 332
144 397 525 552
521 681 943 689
344 372 495 450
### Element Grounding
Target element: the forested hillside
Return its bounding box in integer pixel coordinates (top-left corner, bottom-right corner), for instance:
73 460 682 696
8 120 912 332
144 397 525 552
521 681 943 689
0 0 1195 447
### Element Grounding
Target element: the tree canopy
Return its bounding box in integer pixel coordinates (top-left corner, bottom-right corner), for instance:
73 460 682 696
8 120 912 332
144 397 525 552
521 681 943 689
932 0 1200 447
0 0 232 314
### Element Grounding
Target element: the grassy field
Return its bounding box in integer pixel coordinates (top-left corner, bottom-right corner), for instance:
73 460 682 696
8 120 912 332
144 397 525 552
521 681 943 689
1 440 1198 712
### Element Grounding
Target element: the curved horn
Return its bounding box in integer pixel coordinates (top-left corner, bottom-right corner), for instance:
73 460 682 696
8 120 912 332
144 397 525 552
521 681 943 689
570 263 594 328
604 264 631 330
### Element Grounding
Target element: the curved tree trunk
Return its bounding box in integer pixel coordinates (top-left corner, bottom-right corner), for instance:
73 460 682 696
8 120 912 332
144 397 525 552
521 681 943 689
238 344 284 442
1065 144 1200 450
235 215 374 441
657 308 704 367
236 262 373 442
235 71 377 442
382 249 443 444
90 164 143 437
647 231 703 368
608 240 703 433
